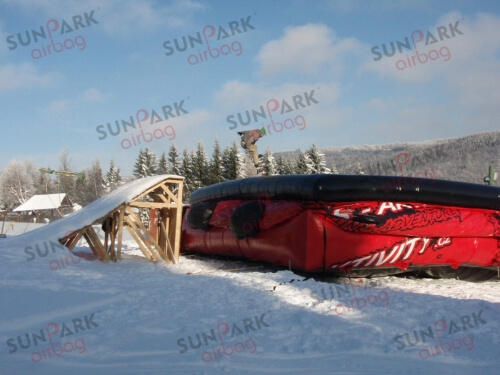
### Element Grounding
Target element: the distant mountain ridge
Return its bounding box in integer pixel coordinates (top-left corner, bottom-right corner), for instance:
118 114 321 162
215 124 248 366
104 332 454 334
275 131 500 185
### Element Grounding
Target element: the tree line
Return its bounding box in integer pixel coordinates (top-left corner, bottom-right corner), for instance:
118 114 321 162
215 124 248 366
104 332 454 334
0 140 336 210
3 131 497 211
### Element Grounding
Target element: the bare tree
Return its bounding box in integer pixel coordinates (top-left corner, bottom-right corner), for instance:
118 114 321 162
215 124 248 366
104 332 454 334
0 160 36 209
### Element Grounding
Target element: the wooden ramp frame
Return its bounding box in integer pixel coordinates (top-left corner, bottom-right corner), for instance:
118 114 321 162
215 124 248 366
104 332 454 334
59 177 184 264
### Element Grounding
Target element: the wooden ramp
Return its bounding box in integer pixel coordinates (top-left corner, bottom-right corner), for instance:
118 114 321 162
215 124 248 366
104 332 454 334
59 176 184 264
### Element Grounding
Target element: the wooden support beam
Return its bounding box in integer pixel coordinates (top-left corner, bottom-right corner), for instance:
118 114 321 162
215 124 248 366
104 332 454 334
149 192 169 205
123 211 164 262
173 181 184 260
104 220 109 259
86 226 110 261
125 207 168 262
160 183 180 205
60 230 84 251
124 225 155 261
117 204 125 260
132 178 184 202
82 229 99 260
108 212 118 261
159 218 176 264
129 202 173 209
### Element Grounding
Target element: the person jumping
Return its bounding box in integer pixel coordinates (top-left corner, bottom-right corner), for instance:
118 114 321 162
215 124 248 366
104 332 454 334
238 127 266 167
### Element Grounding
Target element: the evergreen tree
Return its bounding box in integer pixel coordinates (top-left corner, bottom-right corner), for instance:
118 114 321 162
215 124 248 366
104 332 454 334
133 148 158 178
181 147 194 198
133 149 148 178
144 147 158 176
223 142 246 180
105 160 123 192
234 141 246 179
208 139 224 185
330 162 339 174
222 146 235 181
192 142 209 188
283 158 296 175
354 161 365 175
307 144 331 174
276 156 286 175
157 152 169 175
168 144 181 175
261 147 277 176
295 150 313 174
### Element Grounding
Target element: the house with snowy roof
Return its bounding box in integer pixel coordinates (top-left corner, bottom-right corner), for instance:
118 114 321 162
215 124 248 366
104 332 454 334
13 194 74 222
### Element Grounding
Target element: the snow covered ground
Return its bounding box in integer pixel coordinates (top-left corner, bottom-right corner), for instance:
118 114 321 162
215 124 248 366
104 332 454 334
0 175 499 374
1 229 499 375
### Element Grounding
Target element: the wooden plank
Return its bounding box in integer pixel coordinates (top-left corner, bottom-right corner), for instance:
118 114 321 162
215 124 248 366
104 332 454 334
82 229 100 259
123 213 164 262
117 205 125 260
161 183 180 205
173 181 184 260
104 219 109 259
124 225 155 261
159 218 175 264
67 230 85 251
132 177 184 202
152 190 169 204
132 182 165 202
124 215 163 262
129 202 172 209
125 208 167 262
60 230 84 251
108 212 117 261
86 226 110 261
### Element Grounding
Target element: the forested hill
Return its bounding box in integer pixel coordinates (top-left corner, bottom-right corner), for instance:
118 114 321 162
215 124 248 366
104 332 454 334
275 131 500 184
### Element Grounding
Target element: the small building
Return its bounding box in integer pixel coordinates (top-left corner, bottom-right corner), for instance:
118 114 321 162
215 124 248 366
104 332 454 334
13 194 74 222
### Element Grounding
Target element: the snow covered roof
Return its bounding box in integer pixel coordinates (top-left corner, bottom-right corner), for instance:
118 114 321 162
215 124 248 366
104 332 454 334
13 193 70 212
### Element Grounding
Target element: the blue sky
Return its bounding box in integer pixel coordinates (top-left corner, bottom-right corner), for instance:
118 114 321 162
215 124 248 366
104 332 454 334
1 0 499 175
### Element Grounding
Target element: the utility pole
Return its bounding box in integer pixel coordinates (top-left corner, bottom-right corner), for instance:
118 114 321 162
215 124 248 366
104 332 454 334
484 165 497 186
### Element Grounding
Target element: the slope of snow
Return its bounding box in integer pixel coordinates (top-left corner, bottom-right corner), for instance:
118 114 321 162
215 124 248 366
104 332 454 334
0 217 499 374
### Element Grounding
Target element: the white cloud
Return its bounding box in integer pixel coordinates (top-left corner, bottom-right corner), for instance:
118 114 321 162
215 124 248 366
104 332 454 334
358 11 500 140
47 99 67 112
0 63 57 93
325 0 433 13
80 88 106 102
361 12 500 83
215 80 339 113
212 80 347 147
0 0 206 37
256 24 363 78
45 87 108 114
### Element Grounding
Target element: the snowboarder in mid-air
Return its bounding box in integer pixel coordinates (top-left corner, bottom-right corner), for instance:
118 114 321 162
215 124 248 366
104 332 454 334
238 128 266 171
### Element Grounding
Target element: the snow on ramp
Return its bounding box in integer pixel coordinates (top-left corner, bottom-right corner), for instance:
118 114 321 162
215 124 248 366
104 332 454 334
0 175 180 255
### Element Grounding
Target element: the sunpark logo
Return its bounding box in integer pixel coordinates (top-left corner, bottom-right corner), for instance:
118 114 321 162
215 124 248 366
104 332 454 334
393 310 486 360
371 21 464 71
310 277 390 315
5 9 99 60
24 236 94 271
6 313 98 363
95 100 189 150
162 15 255 65
176 313 270 364
227 89 319 135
